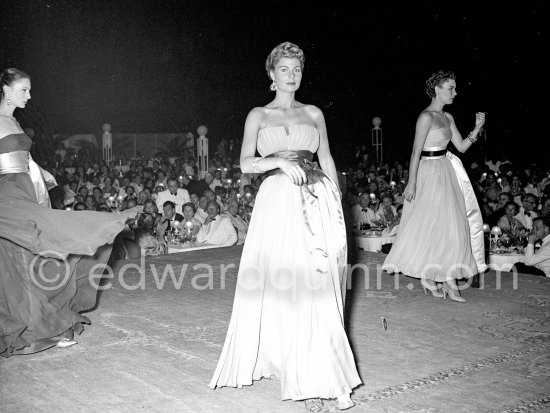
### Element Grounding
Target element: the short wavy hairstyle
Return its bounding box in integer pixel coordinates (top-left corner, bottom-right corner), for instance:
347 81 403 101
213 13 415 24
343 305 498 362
182 201 197 214
265 42 305 78
425 70 456 98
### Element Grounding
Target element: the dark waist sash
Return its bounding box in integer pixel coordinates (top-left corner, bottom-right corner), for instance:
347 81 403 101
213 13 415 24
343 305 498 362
264 150 316 177
421 149 447 157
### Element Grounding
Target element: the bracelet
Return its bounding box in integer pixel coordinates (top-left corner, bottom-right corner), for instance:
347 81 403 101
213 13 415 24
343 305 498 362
467 131 478 143
251 157 262 173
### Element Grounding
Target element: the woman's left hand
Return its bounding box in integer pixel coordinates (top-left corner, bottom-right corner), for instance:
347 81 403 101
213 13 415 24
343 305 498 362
475 112 486 129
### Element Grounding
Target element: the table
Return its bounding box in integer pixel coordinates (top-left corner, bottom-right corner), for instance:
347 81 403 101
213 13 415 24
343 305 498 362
167 242 217 254
488 252 525 272
354 235 396 253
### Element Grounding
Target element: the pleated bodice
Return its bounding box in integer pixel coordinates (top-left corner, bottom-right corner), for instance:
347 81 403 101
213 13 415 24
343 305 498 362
257 124 320 156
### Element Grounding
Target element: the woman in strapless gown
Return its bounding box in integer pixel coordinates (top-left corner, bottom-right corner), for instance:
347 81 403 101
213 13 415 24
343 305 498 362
0 68 136 357
209 43 361 411
382 70 486 303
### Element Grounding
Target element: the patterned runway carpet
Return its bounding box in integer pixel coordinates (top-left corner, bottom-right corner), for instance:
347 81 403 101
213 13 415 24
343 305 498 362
1 247 549 413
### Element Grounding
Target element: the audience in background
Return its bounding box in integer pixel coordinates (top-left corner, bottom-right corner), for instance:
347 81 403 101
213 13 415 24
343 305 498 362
42 141 548 270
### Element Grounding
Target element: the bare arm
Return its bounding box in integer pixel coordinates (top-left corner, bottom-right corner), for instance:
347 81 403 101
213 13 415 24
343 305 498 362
239 108 280 174
403 112 432 202
313 107 340 193
449 112 486 153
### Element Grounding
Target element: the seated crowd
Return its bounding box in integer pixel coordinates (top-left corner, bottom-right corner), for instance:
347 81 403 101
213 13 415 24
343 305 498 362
43 145 549 275
45 147 256 257
343 148 550 276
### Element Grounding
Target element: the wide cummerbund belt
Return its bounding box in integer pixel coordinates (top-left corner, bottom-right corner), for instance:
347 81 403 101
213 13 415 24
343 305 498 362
0 150 30 174
264 150 316 177
421 149 447 157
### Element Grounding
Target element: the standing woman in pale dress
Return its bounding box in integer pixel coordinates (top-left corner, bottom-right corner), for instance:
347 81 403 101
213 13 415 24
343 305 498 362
0 68 136 356
209 42 361 411
382 70 486 302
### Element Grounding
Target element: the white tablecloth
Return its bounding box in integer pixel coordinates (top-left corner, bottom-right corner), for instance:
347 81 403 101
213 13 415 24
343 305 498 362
488 252 525 272
167 243 217 254
354 235 396 252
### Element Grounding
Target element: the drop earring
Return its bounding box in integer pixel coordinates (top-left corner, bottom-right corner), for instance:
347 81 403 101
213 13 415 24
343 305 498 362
270 82 277 91
6 95 11 107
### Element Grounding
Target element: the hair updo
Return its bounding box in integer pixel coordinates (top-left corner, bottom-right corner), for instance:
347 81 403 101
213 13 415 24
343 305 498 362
425 70 455 98
265 42 305 79
0 68 31 100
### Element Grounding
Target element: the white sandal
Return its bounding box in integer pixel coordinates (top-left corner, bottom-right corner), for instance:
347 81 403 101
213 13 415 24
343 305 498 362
56 338 77 348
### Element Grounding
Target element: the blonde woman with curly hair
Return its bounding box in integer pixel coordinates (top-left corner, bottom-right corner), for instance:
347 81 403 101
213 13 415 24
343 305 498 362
209 42 360 412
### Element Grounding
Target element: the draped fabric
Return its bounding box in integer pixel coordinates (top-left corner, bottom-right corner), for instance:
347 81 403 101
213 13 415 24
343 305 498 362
446 152 487 273
209 125 361 400
0 133 137 357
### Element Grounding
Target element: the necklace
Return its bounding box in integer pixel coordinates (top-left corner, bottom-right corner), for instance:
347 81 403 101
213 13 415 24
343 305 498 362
0 114 15 120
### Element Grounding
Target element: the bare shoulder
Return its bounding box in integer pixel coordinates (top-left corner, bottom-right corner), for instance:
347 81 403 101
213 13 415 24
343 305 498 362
301 104 324 122
418 110 434 122
244 107 267 126
444 112 455 123
246 106 267 120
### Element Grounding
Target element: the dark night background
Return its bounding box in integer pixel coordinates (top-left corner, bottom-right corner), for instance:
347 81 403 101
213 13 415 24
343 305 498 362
1 0 546 167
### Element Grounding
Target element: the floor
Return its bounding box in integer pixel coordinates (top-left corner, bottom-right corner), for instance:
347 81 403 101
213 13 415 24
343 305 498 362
1 246 549 413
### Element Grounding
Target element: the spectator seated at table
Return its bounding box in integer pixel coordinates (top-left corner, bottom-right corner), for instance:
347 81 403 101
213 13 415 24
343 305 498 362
211 169 223 191
84 195 97 211
120 200 166 257
155 176 190 213
125 198 138 210
156 200 184 238
223 198 249 245
181 202 202 236
96 203 111 212
195 195 209 223
497 201 526 235
73 201 86 211
515 194 539 230
384 204 403 237
137 190 149 205
513 216 550 277
204 188 225 212
354 169 369 193
123 185 138 202
393 181 406 205
351 192 379 229
487 192 513 227
187 172 214 197
90 186 102 205
377 195 398 222
101 176 118 200
196 201 237 247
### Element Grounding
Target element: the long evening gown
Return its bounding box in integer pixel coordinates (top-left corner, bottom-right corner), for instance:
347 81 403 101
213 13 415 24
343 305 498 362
0 133 136 357
209 124 361 400
382 126 486 280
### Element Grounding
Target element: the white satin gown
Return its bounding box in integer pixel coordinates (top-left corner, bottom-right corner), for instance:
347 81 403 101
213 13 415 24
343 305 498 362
209 124 362 400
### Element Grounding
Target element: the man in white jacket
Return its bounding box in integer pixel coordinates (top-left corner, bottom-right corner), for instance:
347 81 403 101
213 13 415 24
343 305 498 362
514 216 550 277
155 176 190 213
196 201 237 247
